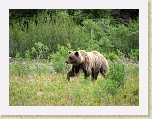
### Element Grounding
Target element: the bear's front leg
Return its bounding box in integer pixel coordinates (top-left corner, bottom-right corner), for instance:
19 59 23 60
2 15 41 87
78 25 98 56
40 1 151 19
67 70 72 81
66 65 80 81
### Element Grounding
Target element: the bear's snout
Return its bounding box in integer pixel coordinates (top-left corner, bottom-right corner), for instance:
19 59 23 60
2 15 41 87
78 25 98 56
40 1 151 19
65 60 68 64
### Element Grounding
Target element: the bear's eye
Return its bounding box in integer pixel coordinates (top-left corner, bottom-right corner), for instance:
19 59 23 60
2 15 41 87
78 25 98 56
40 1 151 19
69 57 73 60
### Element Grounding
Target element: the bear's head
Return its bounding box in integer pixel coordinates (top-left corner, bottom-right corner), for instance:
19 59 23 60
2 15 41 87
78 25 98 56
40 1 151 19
65 51 84 65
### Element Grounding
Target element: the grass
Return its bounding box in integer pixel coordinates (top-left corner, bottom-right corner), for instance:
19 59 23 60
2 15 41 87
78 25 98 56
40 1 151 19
9 59 139 106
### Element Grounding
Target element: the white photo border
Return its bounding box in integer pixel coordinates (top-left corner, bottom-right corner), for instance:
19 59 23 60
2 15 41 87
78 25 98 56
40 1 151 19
0 0 148 115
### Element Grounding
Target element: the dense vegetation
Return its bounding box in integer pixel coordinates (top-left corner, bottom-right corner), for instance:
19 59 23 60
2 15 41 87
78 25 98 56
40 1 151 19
9 9 139 60
9 9 139 106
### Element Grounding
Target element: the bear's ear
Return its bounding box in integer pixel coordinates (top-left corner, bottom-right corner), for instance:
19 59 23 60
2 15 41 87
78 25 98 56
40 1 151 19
75 51 79 57
68 51 72 54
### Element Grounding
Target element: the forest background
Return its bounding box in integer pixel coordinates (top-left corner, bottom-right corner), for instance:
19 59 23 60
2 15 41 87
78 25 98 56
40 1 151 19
9 9 139 61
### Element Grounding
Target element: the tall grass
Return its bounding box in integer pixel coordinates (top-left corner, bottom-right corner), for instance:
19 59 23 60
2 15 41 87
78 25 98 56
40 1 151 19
9 59 139 106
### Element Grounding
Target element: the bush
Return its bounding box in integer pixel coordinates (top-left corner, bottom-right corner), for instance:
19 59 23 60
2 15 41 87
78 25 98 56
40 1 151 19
30 42 49 59
104 61 125 95
81 18 139 57
128 49 139 61
50 44 72 73
108 20 139 57
9 11 91 58
108 52 119 61
9 10 139 60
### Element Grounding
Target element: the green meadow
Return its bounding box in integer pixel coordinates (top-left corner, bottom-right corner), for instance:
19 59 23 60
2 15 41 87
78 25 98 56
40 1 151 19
9 59 139 106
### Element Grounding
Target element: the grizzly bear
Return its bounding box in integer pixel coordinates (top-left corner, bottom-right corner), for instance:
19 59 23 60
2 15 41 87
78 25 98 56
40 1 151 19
65 50 108 81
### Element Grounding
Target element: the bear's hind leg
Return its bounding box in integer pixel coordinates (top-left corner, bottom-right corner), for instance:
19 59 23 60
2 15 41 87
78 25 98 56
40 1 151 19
91 71 99 81
91 71 95 81
83 69 91 79
100 67 106 78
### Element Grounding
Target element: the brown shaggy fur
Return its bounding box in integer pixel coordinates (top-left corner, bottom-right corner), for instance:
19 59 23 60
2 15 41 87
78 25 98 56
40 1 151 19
65 50 108 81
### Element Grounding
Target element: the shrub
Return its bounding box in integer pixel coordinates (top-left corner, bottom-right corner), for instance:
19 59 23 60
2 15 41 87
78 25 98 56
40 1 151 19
81 18 139 57
105 61 125 95
50 44 72 73
116 49 125 59
108 20 139 57
9 10 139 60
128 49 139 61
103 79 119 96
9 11 91 58
108 52 119 61
30 42 49 59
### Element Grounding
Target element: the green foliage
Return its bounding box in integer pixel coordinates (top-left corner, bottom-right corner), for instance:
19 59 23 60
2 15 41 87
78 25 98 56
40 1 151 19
25 50 31 59
24 42 49 59
9 11 91 58
50 43 71 73
15 52 21 58
108 52 119 61
103 79 119 96
128 49 139 61
81 18 139 57
105 61 125 95
108 20 139 56
30 42 49 59
116 49 125 59
9 10 139 60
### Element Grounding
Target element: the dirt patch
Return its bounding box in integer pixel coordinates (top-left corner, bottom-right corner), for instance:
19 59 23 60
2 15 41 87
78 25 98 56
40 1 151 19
119 58 139 67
